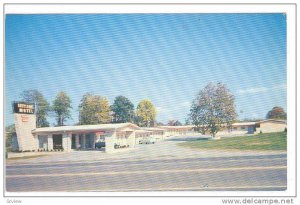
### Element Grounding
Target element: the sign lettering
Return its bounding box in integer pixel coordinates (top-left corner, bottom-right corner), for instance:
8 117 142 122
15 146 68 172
13 102 35 114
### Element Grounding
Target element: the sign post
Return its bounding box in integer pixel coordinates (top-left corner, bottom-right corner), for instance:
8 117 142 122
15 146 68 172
13 102 37 151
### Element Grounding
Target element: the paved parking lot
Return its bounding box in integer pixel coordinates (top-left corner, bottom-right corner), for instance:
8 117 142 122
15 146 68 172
6 135 286 165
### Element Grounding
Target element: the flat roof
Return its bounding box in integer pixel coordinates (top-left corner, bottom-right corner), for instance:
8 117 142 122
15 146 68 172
258 119 287 124
230 119 286 126
158 125 195 131
232 122 256 126
142 127 165 131
136 130 153 133
32 123 140 134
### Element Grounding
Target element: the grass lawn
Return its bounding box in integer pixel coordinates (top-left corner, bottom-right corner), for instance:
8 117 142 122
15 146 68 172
179 132 287 151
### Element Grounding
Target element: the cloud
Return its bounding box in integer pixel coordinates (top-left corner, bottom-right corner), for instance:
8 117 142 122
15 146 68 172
238 87 268 95
238 84 286 95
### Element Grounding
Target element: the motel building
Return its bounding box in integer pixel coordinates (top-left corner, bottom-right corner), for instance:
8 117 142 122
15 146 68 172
11 101 165 153
12 102 143 153
31 123 140 153
158 125 197 137
255 119 287 133
13 122 141 153
135 127 166 144
217 120 287 136
11 102 287 153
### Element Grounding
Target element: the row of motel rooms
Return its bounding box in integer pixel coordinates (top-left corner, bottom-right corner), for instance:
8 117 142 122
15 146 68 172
12 120 286 153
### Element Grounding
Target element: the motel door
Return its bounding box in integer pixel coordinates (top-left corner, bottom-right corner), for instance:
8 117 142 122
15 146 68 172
71 134 76 149
85 134 94 149
53 134 63 150
247 126 255 134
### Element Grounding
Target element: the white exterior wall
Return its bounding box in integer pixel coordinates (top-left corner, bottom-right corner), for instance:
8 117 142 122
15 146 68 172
135 137 141 144
256 122 286 133
105 130 136 153
161 128 196 137
47 135 53 151
115 136 127 146
151 134 164 141
62 133 72 151
164 131 172 137
14 114 37 151
105 131 116 153
127 132 135 148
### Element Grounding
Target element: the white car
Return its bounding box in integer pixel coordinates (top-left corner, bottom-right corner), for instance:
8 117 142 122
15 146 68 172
139 138 156 144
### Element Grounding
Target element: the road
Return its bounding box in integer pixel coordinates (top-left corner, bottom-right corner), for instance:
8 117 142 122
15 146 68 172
6 152 286 192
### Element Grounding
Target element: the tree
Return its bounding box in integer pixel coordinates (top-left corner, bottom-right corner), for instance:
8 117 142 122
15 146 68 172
136 99 157 127
21 90 50 127
266 106 287 120
184 118 191 125
189 82 237 138
167 120 182 126
5 124 15 152
52 91 72 126
155 121 165 126
78 93 111 125
111 96 135 123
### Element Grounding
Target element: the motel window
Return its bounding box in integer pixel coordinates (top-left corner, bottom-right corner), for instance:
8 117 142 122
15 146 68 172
241 126 246 130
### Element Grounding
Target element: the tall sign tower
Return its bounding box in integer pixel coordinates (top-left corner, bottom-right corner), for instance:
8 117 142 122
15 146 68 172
13 102 37 151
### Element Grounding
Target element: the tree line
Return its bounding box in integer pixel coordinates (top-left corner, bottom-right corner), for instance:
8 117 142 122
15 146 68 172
13 82 287 138
18 90 157 128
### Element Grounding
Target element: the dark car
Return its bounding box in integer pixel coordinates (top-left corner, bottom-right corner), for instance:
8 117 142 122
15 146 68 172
95 141 105 149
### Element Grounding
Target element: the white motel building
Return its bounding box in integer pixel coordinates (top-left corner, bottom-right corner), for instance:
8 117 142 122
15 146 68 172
31 123 142 153
11 102 287 153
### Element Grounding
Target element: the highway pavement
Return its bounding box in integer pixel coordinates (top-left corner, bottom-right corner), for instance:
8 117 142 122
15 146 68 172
6 152 287 192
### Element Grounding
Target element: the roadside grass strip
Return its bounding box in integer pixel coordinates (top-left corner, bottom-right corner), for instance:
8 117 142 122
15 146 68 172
179 132 287 151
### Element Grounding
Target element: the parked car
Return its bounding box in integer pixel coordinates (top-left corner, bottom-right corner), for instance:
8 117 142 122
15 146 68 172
95 141 105 148
139 138 156 144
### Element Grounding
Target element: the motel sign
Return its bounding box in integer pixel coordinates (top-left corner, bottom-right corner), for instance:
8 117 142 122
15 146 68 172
13 102 35 114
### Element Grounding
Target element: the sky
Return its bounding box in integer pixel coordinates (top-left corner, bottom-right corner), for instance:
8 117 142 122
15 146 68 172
5 14 287 126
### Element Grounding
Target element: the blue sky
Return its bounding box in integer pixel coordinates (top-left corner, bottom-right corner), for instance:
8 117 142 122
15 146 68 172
5 14 286 126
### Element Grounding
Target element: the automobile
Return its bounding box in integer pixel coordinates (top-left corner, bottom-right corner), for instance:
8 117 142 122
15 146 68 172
95 141 105 148
139 138 156 144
